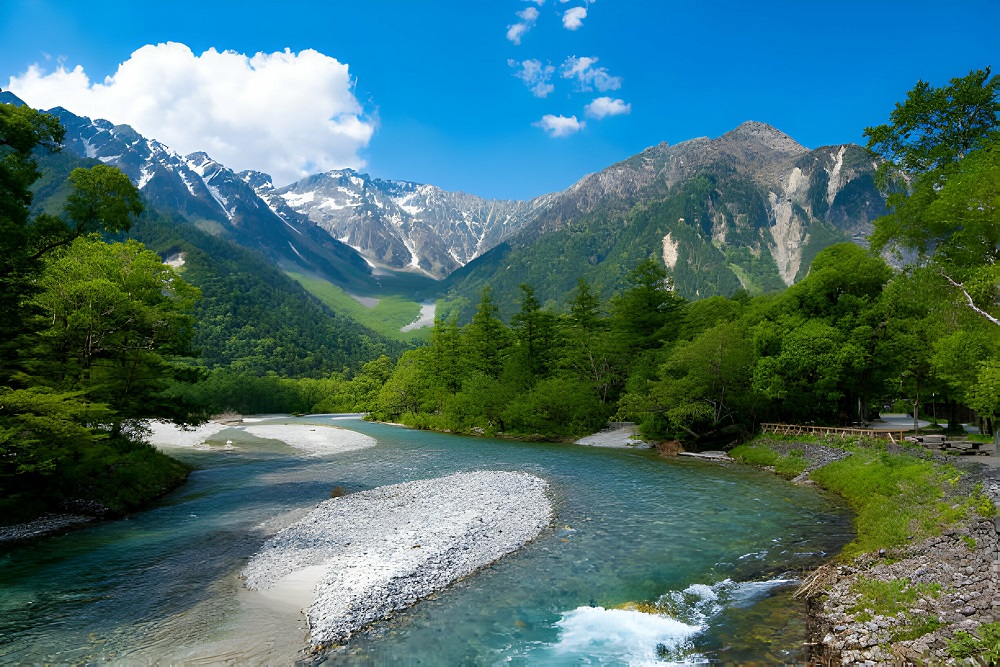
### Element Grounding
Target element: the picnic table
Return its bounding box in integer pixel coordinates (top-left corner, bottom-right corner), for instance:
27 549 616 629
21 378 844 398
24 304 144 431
905 434 996 455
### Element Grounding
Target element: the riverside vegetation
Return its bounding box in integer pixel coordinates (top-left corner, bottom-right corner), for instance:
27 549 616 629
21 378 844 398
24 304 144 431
1 65 998 659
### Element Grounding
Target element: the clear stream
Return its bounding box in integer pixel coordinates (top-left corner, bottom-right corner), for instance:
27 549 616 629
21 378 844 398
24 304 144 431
0 416 853 665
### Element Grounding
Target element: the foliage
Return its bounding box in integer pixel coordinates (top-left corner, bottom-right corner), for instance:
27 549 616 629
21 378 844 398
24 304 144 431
286 270 429 342
728 443 807 478
808 447 971 559
866 68 1000 328
0 103 197 524
127 213 403 377
848 577 941 620
947 622 1000 663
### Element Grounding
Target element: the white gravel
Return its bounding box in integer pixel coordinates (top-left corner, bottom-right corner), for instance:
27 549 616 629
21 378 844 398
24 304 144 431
146 420 230 448
243 424 376 456
242 470 552 646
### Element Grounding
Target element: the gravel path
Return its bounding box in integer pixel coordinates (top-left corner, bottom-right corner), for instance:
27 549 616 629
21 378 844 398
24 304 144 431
243 424 376 456
242 470 552 647
575 424 650 448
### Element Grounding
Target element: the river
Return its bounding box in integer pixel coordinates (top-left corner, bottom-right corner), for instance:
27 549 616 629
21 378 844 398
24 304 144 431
0 415 852 664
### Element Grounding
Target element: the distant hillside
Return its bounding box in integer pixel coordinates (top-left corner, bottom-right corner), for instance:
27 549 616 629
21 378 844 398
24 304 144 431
439 121 885 320
29 148 403 377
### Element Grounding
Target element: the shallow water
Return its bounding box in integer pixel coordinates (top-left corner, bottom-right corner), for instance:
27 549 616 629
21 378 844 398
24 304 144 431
0 416 852 664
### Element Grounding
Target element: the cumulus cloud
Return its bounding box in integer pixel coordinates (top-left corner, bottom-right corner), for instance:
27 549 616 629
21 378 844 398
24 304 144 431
506 7 540 45
562 6 588 29
533 114 585 137
585 96 631 119
7 42 375 187
509 58 555 98
560 55 622 92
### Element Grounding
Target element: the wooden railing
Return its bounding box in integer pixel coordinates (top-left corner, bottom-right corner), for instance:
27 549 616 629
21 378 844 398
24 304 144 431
760 422 906 442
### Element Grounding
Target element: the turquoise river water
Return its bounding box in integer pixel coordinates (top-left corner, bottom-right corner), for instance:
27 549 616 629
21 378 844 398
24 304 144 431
0 415 853 665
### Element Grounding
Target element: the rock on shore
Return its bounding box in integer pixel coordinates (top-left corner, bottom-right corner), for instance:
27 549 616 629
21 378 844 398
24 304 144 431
810 515 999 663
242 470 552 647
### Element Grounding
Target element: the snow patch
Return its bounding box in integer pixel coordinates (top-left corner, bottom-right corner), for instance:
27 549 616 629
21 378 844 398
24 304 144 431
137 165 155 189
287 242 306 261
281 190 316 207
81 136 97 158
401 302 436 332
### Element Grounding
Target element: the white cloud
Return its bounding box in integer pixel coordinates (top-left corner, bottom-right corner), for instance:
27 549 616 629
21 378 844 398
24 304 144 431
562 6 588 30
560 55 622 92
585 96 631 119
506 7 540 45
509 58 555 98
7 43 375 187
533 114 585 137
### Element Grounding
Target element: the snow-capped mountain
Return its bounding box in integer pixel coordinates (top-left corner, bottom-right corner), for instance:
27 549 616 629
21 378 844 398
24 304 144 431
38 101 373 287
263 170 556 278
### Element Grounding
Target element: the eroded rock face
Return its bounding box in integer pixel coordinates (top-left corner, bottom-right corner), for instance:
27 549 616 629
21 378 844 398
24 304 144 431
242 471 552 647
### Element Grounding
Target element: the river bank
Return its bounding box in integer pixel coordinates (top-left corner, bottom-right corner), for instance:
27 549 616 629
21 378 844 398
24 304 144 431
242 470 552 650
726 436 1000 664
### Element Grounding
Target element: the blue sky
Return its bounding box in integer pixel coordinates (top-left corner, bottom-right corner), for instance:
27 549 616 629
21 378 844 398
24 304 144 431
1 1 997 199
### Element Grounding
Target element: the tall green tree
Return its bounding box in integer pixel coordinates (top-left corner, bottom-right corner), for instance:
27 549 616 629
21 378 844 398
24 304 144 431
463 287 510 379
29 236 200 433
865 67 1000 327
510 283 557 383
610 258 684 350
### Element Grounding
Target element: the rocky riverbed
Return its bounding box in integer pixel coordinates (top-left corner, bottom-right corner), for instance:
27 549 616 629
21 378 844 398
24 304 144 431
242 470 552 649
808 515 999 664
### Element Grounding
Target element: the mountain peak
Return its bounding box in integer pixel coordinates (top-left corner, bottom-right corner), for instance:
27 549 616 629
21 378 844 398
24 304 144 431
719 121 807 155
0 90 26 107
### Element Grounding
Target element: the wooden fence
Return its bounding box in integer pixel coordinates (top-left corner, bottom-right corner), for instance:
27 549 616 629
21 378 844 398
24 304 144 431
760 422 906 442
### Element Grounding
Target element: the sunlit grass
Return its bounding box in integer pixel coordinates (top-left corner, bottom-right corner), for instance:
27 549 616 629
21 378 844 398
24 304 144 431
287 271 431 341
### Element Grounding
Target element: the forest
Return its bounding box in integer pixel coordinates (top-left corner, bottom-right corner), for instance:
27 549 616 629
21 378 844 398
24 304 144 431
0 68 997 524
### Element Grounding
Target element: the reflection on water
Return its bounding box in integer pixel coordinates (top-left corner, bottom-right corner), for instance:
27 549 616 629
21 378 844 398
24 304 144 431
0 416 852 664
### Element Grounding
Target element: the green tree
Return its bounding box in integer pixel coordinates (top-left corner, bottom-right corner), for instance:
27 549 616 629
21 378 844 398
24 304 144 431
510 283 557 383
865 68 1000 327
610 258 684 350
463 287 510 379
28 236 199 433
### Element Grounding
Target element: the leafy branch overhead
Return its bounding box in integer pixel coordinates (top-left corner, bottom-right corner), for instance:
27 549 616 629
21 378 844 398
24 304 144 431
864 68 999 327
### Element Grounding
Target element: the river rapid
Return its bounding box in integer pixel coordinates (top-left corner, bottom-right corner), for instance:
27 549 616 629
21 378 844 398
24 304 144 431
0 415 852 664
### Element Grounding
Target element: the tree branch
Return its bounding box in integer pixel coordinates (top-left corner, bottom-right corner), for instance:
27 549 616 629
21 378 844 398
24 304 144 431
941 272 1000 326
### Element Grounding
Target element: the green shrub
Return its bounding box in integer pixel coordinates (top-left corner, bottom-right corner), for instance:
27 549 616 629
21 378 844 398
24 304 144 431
947 622 1000 662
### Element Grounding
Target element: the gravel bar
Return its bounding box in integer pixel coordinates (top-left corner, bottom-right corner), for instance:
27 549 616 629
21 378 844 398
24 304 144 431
242 470 552 647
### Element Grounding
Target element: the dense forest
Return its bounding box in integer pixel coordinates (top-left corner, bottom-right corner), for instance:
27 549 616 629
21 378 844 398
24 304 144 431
1 68 996 525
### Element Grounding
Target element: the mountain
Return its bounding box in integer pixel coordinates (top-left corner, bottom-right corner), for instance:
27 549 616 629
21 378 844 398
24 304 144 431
264 170 555 278
440 121 885 319
24 98 377 293
7 89 886 319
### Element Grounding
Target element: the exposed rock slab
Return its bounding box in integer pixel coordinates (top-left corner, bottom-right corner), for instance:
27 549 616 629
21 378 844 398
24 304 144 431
242 471 551 646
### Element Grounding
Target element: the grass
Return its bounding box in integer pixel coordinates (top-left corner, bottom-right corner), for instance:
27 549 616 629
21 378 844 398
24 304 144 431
807 445 991 560
848 577 944 642
729 443 808 478
848 577 940 620
287 271 431 342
